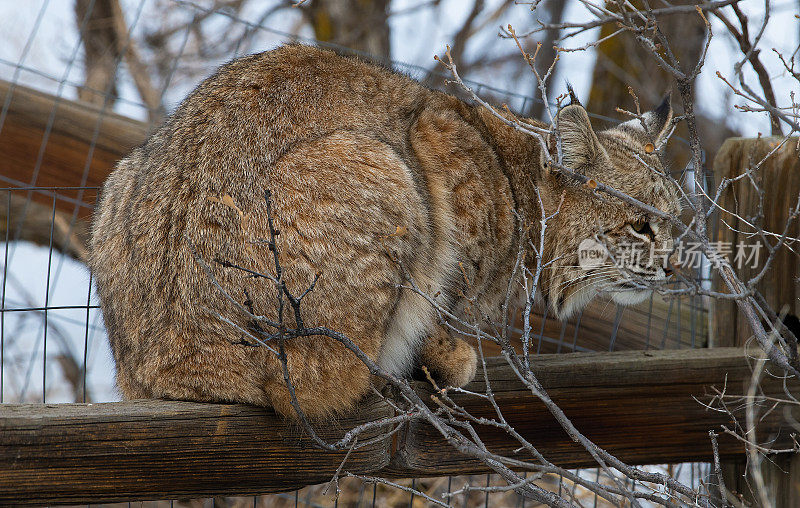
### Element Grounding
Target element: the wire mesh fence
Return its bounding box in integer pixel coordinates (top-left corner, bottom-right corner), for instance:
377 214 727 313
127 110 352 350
0 0 715 506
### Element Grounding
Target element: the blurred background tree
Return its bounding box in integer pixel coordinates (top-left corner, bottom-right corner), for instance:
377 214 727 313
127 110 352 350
69 0 781 170
586 0 736 168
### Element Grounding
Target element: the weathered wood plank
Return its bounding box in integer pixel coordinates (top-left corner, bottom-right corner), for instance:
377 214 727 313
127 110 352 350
1 347 796 504
0 396 394 504
711 137 800 506
711 136 800 348
387 347 796 476
0 79 147 217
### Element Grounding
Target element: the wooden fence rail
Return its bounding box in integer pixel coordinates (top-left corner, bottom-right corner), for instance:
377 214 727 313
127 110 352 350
1 347 796 505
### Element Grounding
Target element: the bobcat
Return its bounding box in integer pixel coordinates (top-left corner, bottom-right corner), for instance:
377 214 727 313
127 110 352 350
89 45 680 417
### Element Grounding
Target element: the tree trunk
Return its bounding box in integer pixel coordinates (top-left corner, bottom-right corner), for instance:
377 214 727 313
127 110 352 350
588 2 706 117
74 0 120 106
527 0 567 120
75 0 164 124
304 0 391 60
587 3 735 165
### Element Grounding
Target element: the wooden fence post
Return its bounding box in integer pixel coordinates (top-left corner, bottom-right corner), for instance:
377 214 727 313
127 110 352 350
712 136 800 506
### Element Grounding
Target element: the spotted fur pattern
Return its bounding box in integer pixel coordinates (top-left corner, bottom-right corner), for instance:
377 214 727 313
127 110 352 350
90 45 680 417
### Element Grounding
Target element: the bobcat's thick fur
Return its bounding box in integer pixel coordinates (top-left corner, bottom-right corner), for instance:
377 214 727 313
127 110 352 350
90 45 680 416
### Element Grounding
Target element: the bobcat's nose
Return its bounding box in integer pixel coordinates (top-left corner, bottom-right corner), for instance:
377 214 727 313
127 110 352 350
664 252 680 278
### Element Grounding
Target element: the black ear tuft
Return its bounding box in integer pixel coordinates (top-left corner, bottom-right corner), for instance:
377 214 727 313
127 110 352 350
613 91 673 144
566 82 581 107
646 91 674 142
652 92 672 127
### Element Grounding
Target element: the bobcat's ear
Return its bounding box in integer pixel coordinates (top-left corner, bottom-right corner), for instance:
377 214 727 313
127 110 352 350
618 93 673 144
554 104 603 173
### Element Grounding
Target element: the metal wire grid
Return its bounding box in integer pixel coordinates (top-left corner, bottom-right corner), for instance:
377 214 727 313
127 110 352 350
0 187 101 405
0 0 711 505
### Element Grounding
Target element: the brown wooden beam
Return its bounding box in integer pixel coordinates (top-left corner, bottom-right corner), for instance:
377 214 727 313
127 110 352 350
711 136 800 507
0 396 394 504
386 347 795 477
711 136 800 348
1 347 796 504
0 78 147 217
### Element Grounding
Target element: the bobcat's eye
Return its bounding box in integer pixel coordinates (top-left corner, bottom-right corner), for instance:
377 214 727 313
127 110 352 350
630 219 654 239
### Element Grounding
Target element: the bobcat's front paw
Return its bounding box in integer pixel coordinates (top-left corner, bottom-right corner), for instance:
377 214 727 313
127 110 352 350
442 337 478 387
420 326 478 387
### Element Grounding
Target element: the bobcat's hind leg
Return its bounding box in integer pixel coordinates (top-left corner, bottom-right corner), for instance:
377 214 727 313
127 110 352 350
419 325 477 387
262 334 377 418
